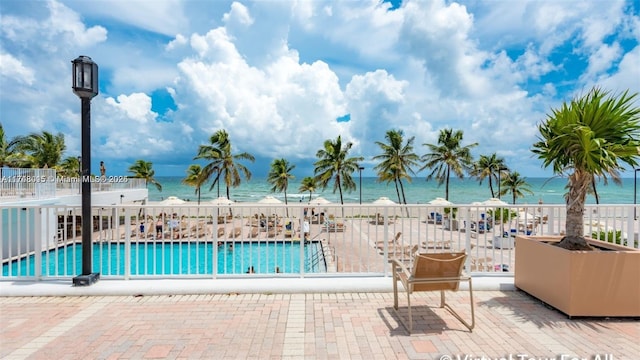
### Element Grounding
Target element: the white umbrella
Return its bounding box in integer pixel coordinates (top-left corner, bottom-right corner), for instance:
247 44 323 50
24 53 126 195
210 196 234 205
159 196 186 205
482 198 508 206
428 197 453 206
258 195 282 204
309 197 331 205
372 196 396 205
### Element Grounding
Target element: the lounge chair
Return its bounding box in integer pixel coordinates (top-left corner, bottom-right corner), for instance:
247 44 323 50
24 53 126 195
375 232 402 250
422 240 452 249
387 244 420 259
229 227 242 238
284 220 295 237
427 212 443 225
216 227 225 237
247 227 259 239
391 252 474 334
267 227 281 238
323 220 346 232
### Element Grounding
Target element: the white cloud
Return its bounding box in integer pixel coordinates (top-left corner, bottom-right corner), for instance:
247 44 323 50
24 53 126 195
0 52 35 85
223 2 254 26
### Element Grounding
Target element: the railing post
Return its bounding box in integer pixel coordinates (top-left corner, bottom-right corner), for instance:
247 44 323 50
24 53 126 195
124 207 131 279
34 207 42 279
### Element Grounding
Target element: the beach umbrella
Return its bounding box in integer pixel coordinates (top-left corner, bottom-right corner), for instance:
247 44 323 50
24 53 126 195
428 197 453 206
210 196 234 205
482 198 508 206
309 197 331 205
159 196 186 205
258 195 282 204
373 196 396 205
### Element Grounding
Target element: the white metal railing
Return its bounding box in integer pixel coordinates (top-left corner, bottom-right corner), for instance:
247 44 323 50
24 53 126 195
1 203 637 280
0 167 147 201
0 168 57 199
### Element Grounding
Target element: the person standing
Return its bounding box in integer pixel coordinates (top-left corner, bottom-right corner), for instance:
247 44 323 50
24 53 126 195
100 161 106 178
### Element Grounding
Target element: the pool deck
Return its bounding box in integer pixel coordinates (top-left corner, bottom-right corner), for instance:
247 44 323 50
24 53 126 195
1 278 639 359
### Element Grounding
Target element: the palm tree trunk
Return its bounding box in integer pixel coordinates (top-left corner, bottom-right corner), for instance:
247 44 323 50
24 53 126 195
558 172 592 250
398 180 410 217
445 167 451 200
393 180 401 203
489 175 495 198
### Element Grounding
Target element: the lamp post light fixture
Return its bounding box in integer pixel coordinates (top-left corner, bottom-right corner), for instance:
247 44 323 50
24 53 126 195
358 166 364 205
71 55 100 286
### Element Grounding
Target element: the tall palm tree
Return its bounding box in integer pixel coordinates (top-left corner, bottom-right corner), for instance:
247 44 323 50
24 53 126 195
420 128 477 200
128 159 162 191
471 153 508 198
195 130 254 200
373 129 420 205
267 158 296 216
182 164 206 205
532 87 640 250
499 171 533 204
13 131 66 168
299 177 317 201
314 135 364 205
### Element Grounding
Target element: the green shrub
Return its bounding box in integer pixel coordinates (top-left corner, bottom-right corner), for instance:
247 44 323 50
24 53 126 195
592 230 626 246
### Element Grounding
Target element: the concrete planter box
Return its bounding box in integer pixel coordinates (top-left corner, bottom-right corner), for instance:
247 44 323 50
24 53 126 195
515 235 640 317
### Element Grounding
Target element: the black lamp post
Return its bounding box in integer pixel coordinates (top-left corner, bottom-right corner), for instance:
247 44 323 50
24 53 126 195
77 156 82 194
635 169 640 219
71 56 100 286
358 166 364 205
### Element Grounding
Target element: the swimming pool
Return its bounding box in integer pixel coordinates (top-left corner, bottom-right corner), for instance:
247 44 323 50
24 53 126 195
2 240 326 277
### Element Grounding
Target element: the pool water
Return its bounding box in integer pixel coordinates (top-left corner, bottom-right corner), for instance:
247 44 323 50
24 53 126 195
2 241 325 277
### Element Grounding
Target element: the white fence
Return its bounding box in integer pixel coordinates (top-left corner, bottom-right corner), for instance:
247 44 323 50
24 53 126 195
1 203 637 280
0 167 147 201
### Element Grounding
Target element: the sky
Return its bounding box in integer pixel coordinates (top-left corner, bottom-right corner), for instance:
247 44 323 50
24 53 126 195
1 0 639 180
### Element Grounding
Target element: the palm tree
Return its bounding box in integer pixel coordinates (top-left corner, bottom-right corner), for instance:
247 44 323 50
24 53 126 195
13 131 66 168
532 87 640 250
0 124 20 168
128 159 162 191
58 156 81 178
182 164 206 205
499 171 533 204
373 129 420 205
314 135 364 205
195 130 254 200
472 153 508 198
420 128 477 200
299 177 317 201
267 158 295 216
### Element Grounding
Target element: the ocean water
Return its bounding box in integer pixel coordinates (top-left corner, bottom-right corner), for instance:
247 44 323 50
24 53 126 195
147 176 634 205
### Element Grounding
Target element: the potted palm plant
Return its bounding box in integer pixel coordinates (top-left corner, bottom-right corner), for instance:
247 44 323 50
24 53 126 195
516 87 640 317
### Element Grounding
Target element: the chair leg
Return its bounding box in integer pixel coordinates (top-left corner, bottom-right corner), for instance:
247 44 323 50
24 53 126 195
440 281 475 332
407 290 412 333
393 273 399 309
391 277 414 334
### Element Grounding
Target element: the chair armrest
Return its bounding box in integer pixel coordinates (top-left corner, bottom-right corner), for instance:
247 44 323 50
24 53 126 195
390 258 412 279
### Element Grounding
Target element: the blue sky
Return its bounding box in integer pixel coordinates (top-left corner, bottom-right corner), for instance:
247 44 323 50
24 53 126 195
1 0 639 179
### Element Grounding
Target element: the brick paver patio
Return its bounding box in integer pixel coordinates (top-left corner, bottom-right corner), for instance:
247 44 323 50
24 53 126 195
1 290 638 359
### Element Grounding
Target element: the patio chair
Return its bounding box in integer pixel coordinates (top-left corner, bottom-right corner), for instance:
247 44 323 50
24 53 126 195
391 252 475 334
